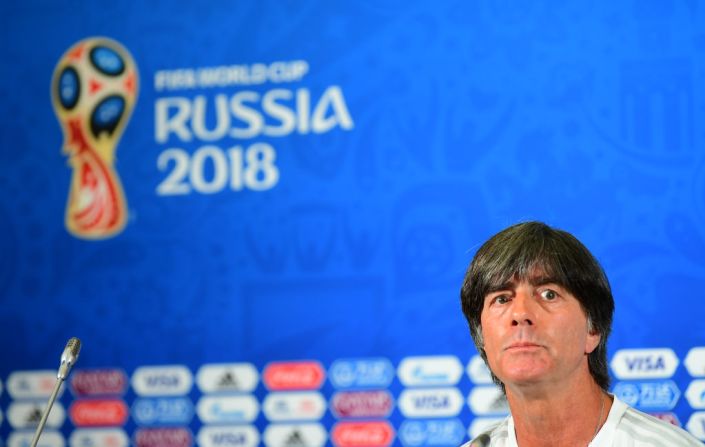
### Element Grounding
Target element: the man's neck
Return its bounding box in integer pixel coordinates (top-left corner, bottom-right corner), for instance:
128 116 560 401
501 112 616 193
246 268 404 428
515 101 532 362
505 376 611 447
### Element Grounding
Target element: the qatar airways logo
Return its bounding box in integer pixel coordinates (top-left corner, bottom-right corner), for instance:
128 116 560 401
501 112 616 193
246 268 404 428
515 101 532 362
154 60 353 197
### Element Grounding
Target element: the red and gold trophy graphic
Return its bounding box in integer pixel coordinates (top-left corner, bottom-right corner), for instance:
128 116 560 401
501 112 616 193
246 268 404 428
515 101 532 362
51 37 138 239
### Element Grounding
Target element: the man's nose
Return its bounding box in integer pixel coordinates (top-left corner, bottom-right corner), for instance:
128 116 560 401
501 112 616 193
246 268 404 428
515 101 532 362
511 292 535 326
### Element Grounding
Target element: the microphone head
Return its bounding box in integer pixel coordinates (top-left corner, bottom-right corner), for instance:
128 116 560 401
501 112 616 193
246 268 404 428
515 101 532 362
58 337 81 379
470 433 491 447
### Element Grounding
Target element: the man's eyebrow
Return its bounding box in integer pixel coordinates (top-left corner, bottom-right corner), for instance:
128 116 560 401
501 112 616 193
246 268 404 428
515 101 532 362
485 281 515 294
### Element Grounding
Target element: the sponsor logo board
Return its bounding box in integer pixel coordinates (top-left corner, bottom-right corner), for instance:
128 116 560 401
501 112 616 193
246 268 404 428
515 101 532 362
467 386 509 416
7 370 62 399
398 419 465 447
331 390 394 419
331 421 395 447
263 423 327 447
8 401 65 429
197 425 259 447
610 348 679 379
9 430 65 447
132 397 194 425
397 356 463 387
69 399 129 427
329 358 394 389
685 347 705 378
131 365 193 396
466 355 493 385
398 388 463 418
685 380 705 409
71 369 128 396
263 391 326 421
197 395 259 424
196 363 259 393
612 381 680 410
134 427 192 447
69 428 129 447
263 361 325 390
686 412 705 441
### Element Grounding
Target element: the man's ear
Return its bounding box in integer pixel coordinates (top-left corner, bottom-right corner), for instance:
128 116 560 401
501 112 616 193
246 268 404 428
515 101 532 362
585 320 601 354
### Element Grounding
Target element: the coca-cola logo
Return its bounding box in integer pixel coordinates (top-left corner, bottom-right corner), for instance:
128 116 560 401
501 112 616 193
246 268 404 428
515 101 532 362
69 399 129 426
263 361 325 390
332 421 394 447
71 369 128 396
134 428 192 447
331 390 393 418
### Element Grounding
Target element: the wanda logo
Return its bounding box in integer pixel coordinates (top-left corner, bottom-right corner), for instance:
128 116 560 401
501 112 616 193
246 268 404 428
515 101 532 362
71 369 128 396
70 399 129 426
332 421 394 447
134 427 192 447
263 361 325 390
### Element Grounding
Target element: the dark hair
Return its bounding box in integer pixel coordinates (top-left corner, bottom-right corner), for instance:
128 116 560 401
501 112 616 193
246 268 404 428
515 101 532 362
460 221 614 391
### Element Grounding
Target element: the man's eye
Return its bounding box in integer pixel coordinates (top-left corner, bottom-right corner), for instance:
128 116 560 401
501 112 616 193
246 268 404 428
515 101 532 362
493 295 510 305
540 289 558 300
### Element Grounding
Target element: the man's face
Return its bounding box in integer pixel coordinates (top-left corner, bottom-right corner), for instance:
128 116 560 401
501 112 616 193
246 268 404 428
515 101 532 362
479 276 600 390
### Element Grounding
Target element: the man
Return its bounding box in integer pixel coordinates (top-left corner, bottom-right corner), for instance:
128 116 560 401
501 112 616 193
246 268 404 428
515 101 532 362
460 222 702 446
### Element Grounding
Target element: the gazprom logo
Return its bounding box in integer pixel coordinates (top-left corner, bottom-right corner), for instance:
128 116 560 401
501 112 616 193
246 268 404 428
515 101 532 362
397 356 463 387
197 395 259 424
131 365 193 396
685 380 705 409
610 349 679 379
398 388 463 418
329 358 394 389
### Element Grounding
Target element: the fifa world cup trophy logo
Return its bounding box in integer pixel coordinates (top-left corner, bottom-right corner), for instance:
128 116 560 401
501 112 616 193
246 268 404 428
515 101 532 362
51 37 138 239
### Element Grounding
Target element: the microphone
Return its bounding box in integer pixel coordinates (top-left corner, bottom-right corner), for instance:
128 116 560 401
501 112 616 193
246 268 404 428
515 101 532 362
30 337 82 447
470 433 491 447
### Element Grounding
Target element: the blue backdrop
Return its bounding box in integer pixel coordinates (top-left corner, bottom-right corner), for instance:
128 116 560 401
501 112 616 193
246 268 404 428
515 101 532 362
1 1 705 446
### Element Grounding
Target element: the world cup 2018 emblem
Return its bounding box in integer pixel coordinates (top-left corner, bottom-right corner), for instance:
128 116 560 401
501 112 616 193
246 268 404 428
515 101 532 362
51 37 138 239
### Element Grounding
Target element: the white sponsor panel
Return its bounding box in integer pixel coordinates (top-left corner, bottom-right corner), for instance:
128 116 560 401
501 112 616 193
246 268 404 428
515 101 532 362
398 387 463 418
686 412 705 441
398 356 463 387
468 386 509 416
468 417 506 440
131 365 193 396
9 430 65 447
69 428 129 447
685 347 705 378
466 355 493 385
7 370 63 399
263 423 327 447
196 362 259 393
8 401 66 429
197 395 259 424
197 425 260 447
263 391 326 421
685 380 705 409
610 348 679 379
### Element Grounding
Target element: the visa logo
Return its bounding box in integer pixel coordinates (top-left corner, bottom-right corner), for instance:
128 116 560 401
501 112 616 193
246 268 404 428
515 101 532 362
611 349 678 379
145 375 180 386
211 433 246 445
398 388 463 418
413 396 449 409
626 356 666 371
